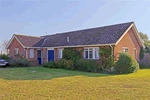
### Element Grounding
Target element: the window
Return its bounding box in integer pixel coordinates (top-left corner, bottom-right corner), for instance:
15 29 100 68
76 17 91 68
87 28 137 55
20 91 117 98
15 48 19 55
84 48 99 59
43 49 46 58
58 49 63 58
30 49 34 58
123 47 128 53
95 48 99 59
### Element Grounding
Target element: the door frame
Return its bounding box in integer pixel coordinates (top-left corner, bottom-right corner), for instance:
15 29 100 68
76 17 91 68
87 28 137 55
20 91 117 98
47 49 55 62
37 50 42 64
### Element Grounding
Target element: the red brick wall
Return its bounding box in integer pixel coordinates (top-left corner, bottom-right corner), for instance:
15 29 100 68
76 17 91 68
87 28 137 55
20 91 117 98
8 38 25 58
114 27 141 61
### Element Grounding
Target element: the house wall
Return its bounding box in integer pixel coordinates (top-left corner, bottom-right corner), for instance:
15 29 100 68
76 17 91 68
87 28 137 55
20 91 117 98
53 46 110 63
114 27 141 61
8 38 25 58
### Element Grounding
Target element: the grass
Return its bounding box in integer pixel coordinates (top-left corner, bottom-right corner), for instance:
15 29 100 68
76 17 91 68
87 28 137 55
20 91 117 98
0 67 109 80
0 67 150 100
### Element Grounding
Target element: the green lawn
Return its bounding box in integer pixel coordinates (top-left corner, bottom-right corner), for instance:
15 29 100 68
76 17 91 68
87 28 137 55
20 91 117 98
0 67 110 80
0 67 150 99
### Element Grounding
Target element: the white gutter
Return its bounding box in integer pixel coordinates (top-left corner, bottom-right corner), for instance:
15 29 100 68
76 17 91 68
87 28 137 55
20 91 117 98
27 43 115 49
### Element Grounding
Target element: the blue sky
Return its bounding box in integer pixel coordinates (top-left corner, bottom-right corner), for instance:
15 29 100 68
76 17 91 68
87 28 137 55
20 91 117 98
0 0 150 52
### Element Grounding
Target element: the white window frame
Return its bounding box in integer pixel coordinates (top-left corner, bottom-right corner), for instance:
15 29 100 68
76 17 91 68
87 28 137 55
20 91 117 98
30 49 34 58
84 47 99 60
123 47 128 53
15 48 19 55
58 49 63 58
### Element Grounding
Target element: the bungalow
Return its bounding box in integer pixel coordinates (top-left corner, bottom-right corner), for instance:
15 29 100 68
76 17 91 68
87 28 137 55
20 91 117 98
6 22 145 66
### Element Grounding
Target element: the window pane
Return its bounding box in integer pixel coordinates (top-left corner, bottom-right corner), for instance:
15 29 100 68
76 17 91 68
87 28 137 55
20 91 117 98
125 49 128 52
85 49 88 51
123 48 128 53
58 50 60 58
95 49 99 59
89 48 93 51
85 51 88 58
15 48 19 55
58 49 62 58
30 49 34 58
89 51 93 59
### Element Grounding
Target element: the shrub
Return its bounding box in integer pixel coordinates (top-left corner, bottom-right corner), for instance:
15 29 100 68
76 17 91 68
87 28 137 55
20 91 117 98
63 48 83 61
43 61 56 68
115 52 139 74
75 59 97 72
55 59 67 69
9 58 31 67
0 54 9 60
64 60 74 70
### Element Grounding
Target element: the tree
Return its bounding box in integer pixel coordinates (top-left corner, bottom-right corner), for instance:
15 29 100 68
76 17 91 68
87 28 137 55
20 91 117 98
0 40 8 54
139 32 150 53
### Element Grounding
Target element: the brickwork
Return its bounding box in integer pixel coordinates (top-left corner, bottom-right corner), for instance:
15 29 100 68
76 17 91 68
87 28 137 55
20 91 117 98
8 38 25 58
114 28 141 61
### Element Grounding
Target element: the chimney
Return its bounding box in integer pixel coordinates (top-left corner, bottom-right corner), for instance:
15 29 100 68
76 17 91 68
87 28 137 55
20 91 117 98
67 37 69 42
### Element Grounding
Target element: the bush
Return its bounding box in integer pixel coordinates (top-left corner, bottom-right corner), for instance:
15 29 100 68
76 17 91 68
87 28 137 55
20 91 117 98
115 52 139 74
9 58 31 67
0 54 9 60
75 59 97 72
43 60 56 68
63 48 83 61
64 60 74 70
55 59 67 69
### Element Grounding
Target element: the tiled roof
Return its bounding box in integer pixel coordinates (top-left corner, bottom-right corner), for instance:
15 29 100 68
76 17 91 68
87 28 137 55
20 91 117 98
14 22 133 48
14 34 44 47
41 22 133 47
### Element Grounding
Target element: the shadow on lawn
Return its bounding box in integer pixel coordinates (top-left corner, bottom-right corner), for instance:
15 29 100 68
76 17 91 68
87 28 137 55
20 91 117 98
0 67 115 80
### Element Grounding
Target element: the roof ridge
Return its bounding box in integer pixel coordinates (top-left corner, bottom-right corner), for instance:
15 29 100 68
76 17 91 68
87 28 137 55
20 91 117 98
14 34 44 38
41 21 133 37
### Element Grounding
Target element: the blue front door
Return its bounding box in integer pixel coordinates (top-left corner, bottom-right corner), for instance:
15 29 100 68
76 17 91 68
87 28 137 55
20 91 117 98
48 50 54 62
37 50 42 64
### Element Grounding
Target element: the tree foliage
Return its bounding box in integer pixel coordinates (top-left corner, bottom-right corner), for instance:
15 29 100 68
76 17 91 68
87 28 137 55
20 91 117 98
139 47 145 60
139 32 150 53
